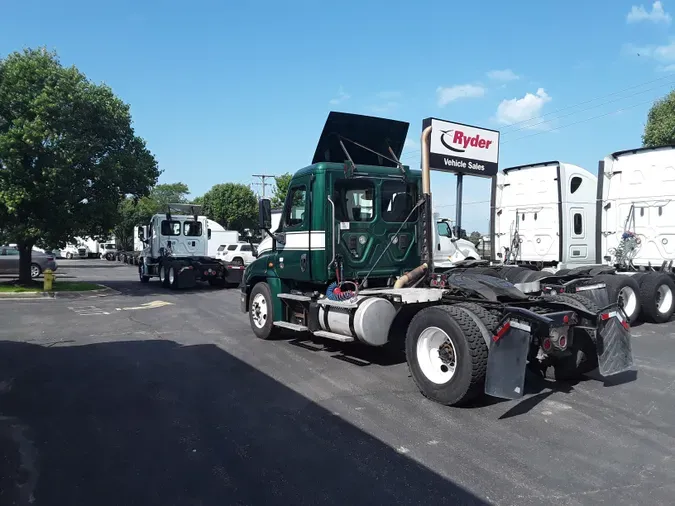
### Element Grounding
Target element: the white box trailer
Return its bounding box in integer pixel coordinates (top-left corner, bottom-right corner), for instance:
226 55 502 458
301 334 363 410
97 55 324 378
490 147 675 324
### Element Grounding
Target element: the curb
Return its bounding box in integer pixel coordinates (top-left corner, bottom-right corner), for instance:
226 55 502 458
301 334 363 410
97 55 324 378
0 285 120 301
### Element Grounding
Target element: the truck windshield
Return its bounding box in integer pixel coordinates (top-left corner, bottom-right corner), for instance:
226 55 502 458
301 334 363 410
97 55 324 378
381 180 417 222
333 180 375 222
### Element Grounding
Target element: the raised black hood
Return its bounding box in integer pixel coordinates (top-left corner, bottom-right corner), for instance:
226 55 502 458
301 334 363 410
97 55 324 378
312 111 410 167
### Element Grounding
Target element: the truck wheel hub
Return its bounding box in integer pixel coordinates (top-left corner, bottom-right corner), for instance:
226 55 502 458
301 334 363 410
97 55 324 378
416 326 457 384
251 293 268 328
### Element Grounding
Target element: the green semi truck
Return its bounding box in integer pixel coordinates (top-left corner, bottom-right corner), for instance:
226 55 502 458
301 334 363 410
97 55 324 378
239 112 635 407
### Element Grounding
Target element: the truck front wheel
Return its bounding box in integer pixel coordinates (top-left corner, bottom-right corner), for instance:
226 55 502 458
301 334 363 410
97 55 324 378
405 305 488 406
249 282 280 340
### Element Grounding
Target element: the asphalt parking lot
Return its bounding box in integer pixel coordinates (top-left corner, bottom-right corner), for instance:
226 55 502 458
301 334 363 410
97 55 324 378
1 259 675 505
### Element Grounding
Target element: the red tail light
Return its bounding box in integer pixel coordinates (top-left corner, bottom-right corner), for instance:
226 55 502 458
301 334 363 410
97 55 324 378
47 257 54 261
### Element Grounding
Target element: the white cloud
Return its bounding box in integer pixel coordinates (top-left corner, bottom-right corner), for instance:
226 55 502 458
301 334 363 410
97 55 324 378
495 88 552 129
486 69 520 81
627 1 671 24
329 86 350 105
436 84 486 107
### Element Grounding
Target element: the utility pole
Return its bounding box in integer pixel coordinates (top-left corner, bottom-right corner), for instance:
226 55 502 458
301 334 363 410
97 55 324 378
251 174 275 198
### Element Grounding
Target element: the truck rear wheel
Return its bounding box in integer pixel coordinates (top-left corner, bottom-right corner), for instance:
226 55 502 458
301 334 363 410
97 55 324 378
545 293 599 381
591 274 641 323
639 273 675 323
168 264 180 289
159 263 170 288
249 282 280 340
405 305 488 406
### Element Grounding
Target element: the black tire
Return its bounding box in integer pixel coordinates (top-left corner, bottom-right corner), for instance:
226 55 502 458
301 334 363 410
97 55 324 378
454 302 501 333
159 263 170 288
405 305 488 406
168 264 180 289
638 273 675 323
249 282 280 340
138 263 149 283
545 293 599 381
591 274 641 324
30 263 42 279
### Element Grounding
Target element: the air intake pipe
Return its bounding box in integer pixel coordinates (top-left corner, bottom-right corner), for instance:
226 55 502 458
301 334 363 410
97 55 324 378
420 125 434 274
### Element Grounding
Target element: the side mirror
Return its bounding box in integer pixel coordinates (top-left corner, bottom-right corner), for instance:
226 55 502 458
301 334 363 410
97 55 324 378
258 198 272 230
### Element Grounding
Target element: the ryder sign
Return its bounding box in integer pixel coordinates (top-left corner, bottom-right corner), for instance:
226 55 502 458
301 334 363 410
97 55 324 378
423 118 500 177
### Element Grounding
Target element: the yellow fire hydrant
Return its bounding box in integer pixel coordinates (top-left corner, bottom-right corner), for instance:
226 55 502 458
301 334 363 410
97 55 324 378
43 269 54 291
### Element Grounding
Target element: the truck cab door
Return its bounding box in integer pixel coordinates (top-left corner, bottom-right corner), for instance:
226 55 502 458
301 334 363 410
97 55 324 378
276 178 311 282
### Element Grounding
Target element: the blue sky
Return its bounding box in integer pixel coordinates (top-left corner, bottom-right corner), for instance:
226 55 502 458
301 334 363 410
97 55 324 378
3 0 675 233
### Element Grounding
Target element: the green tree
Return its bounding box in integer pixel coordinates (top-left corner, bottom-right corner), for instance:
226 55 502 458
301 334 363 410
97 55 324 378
271 172 292 208
468 231 482 246
643 89 675 147
202 183 257 232
0 48 160 282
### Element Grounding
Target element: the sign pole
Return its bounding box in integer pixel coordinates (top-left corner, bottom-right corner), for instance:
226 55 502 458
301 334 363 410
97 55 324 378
455 173 463 238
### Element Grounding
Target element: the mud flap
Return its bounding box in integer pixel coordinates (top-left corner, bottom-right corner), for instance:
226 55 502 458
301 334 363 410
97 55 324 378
485 320 532 400
596 311 634 377
574 282 610 309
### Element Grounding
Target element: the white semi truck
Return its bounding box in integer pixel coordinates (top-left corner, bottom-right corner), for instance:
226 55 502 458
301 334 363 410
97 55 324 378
491 145 675 324
137 204 245 289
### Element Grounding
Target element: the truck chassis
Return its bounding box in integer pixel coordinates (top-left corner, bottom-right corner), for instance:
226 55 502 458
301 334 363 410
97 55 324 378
140 254 244 289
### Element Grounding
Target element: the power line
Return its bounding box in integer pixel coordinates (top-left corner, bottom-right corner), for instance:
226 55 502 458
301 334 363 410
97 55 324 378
251 174 275 198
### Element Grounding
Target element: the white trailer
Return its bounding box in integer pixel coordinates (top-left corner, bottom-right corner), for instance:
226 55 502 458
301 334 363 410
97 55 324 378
491 147 675 324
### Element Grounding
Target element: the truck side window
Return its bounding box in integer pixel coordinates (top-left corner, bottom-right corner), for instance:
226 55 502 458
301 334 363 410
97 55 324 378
332 180 374 222
161 220 181 236
382 181 417 222
284 186 307 227
573 213 583 235
183 221 203 237
437 222 452 237
570 176 582 194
